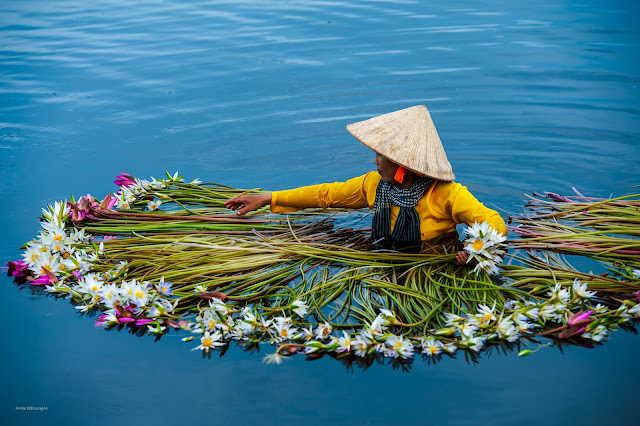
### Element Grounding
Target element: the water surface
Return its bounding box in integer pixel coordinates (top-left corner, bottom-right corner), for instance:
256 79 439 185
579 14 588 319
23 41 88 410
1 1 639 425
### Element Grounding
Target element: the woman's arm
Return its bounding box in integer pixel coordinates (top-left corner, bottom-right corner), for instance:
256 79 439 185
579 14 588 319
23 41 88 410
224 193 271 216
226 173 378 216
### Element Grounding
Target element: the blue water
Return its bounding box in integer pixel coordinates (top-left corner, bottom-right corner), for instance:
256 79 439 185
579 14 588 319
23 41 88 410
1 0 639 424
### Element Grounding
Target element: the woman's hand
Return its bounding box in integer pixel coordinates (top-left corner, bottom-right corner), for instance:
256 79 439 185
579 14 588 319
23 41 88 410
456 250 470 265
224 193 272 216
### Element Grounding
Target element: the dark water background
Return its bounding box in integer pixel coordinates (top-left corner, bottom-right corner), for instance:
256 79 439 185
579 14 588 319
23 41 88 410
1 0 639 424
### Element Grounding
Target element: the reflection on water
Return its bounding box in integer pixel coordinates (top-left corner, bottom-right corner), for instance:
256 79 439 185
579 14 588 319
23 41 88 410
2 0 639 424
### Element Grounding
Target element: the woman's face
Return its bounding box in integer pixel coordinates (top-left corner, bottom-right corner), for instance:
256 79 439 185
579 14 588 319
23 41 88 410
373 152 399 183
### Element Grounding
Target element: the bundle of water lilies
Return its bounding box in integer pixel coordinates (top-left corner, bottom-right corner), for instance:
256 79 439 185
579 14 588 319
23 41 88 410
5 173 640 367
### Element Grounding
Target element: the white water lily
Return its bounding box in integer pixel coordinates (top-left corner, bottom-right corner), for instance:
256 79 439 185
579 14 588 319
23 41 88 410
146 199 162 211
352 333 372 357
100 283 121 308
457 321 479 337
147 324 166 334
385 335 414 359
582 325 608 342
571 278 596 301
497 317 519 342
293 325 314 341
291 300 308 317
192 331 224 352
473 259 500 276
463 335 486 352
336 331 352 353
469 304 496 327
130 283 149 307
314 322 333 340
421 338 443 356
547 283 570 305
276 323 297 342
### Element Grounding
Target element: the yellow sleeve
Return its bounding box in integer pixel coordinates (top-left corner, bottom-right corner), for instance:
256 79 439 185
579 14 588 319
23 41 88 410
434 182 508 236
270 173 378 213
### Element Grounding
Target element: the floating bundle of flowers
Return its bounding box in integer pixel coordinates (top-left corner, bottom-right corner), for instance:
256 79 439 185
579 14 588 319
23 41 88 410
5 173 640 368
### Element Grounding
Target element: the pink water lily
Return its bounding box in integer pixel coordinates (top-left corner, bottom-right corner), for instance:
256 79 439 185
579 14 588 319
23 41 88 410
114 172 136 187
6 260 30 278
135 319 154 325
29 275 54 285
118 317 135 323
568 310 594 327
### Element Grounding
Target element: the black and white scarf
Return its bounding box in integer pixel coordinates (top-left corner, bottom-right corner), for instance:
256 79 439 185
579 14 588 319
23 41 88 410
371 177 433 245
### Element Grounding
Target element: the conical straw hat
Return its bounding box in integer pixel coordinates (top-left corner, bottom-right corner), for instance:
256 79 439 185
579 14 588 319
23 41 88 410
347 105 455 181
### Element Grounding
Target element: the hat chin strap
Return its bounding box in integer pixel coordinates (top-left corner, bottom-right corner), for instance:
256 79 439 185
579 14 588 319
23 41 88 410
393 166 406 184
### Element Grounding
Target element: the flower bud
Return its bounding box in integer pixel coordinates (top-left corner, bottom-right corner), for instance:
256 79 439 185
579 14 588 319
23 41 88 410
558 325 587 339
567 310 593 327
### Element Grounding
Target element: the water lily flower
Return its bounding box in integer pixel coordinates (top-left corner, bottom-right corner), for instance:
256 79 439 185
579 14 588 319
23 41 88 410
256 317 274 335
567 310 593 327
352 333 372 357
336 331 352 353
192 331 224 352
572 279 596 302
30 274 54 286
421 338 443 356
615 305 632 322
146 199 162 211
293 326 314 341
147 323 166 334
5 260 31 279
291 299 308 317
276 323 297 342
582 325 608 342
95 313 118 327
547 283 570 305
457 321 479 337
463 335 486 352
157 276 173 296
558 325 587 339
114 173 136 188
469 304 496 327
385 335 414 359
369 315 387 337
443 343 458 354
263 353 286 365
314 322 333 340
130 283 149 307
473 259 500 276
497 317 519 342
206 298 229 316
444 313 465 326
192 284 207 294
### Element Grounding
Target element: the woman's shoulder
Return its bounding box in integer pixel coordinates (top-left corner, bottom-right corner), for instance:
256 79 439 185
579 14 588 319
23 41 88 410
431 180 463 196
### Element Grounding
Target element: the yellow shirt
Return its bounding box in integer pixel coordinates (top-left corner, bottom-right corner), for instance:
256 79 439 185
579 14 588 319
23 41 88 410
271 171 507 240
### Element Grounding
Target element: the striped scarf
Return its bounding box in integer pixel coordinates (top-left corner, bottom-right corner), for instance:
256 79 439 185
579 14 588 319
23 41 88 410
371 176 433 245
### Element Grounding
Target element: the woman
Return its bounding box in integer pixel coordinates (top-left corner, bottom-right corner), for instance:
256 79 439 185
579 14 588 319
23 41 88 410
224 105 507 264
